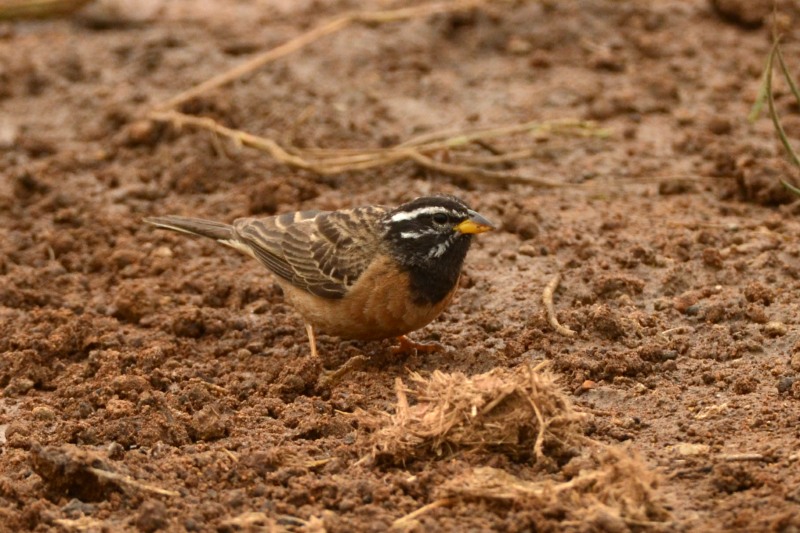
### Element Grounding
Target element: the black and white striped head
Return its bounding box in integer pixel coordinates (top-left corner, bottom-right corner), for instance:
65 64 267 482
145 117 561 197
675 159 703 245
383 195 495 272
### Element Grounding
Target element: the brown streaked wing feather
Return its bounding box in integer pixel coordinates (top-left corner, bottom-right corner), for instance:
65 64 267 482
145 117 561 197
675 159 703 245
232 207 387 299
232 211 320 285
314 206 387 285
280 206 387 298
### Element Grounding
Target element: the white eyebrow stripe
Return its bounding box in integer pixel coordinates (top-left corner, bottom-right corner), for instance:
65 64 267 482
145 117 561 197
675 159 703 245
390 206 452 223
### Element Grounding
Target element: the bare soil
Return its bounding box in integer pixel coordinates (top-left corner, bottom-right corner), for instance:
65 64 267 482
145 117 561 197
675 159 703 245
2 0 800 531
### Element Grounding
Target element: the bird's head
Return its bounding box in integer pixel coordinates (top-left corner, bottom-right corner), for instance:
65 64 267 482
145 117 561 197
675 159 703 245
383 195 495 272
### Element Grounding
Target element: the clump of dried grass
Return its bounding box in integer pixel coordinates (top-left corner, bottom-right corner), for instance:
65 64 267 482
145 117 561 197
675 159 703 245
365 365 587 463
370 367 672 530
751 36 800 197
439 448 670 529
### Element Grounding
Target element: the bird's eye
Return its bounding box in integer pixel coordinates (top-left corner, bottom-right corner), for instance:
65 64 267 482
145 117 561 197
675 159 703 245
432 213 449 224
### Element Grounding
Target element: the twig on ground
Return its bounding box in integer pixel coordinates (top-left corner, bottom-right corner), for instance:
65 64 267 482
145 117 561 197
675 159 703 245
219 512 280 532
87 467 180 497
391 498 454 531
150 111 312 168
543 273 576 337
52 517 107 532
0 0 92 19
719 453 769 462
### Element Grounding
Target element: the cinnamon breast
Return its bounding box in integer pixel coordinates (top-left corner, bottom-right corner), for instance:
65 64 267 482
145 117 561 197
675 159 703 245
278 255 458 340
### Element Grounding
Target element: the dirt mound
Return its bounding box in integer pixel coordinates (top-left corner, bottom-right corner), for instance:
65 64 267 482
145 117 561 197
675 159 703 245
2 0 800 530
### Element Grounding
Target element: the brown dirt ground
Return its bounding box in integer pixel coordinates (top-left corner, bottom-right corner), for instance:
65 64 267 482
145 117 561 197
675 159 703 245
3 0 800 531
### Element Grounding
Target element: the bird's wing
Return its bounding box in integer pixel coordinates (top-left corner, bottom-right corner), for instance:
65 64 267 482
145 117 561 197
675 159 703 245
233 206 387 299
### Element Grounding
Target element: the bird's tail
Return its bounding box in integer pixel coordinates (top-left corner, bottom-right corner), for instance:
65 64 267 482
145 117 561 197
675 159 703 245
143 216 234 241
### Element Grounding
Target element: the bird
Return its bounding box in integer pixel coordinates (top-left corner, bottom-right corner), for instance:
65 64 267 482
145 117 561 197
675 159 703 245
143 194 495 357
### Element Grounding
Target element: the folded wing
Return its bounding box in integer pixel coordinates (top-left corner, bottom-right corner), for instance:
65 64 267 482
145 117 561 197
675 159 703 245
234 206 386 299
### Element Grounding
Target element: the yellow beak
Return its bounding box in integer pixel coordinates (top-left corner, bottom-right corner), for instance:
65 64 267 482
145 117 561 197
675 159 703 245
454 210 496 235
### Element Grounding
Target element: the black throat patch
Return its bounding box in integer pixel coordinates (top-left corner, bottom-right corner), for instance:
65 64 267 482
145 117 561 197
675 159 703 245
406 236 472 305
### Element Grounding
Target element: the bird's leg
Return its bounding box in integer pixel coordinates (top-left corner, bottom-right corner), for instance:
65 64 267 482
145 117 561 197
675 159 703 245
391 335 444 355
305 322 318 358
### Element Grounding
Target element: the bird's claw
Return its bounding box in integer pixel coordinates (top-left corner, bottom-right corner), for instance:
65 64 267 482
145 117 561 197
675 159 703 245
391 335 444 356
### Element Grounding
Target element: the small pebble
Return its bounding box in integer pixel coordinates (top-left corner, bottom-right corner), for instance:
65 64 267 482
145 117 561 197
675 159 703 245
684 304 701 317
778 376 797 394
62 499 96 518
506 36 531 55
135 500 169 533
707 117 732 135
108 442 125 460
32 406 55 421
673 292 699 313
124 120 160 146
152 246 173 258
660 350 678 361
672 442 711 456
5 378 34 396
674 108 696 126
0 118 18 148
763 321 787 337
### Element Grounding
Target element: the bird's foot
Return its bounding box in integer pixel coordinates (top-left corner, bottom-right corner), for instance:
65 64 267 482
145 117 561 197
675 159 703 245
390 335 444 356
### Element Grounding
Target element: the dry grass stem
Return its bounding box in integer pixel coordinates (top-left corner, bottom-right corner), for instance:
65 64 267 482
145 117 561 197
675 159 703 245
0 0 92 19
719 453 768 462
752 37 800 196
391 498 454 531
150 0 609 185
219 512 282 532
543 273 576 337
398 118 609 148
52 517 107 532
156 0 488 111
151 110 601 185
87 467 180 497
365 365 586 462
